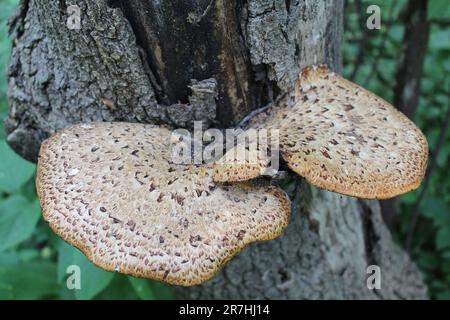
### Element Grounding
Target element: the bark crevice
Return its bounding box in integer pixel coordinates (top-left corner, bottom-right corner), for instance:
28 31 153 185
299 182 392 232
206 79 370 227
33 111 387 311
105 0 170 105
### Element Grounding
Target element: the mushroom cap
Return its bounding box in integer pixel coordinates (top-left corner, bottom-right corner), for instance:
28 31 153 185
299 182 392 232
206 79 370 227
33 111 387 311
213 157 269 183
36 122 290 286
277 65 428 199
213 133 271 182
213 98 292 183
214 65 428 199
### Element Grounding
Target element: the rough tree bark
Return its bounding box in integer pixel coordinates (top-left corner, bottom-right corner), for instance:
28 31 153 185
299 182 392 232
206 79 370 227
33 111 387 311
6 0 427 299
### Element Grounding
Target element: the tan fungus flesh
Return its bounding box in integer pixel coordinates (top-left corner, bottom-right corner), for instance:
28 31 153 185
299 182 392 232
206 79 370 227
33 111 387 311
36 122 291 286
213 134 272 182
214 65 428 199
278 65 428 199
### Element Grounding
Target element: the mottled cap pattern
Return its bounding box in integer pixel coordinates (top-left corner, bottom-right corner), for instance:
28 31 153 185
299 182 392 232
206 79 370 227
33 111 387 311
213 132 272 182
36 122 291 286
214 65 428 199
277 65 428 199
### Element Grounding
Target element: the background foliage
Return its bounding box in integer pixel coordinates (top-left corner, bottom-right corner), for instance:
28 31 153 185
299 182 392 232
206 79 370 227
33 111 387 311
0 0 449 299
345 0 450 299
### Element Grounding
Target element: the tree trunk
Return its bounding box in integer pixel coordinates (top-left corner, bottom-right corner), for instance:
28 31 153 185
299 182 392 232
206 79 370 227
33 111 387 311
6 0 427 299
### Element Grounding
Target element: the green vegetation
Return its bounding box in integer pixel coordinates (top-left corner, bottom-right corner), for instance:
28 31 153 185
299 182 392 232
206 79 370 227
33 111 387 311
345 0 450 299
0 0 449 299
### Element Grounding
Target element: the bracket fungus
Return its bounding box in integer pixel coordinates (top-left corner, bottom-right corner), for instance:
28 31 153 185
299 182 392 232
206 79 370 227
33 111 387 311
36 122 290 286
213 132 275 183
213 65 428 199
36 64 428 286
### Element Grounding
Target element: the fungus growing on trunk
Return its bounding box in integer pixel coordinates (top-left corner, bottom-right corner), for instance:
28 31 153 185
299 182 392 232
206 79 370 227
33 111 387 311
36 65 428 287
213 132 273 182
213 65 428 199
36 122 291 286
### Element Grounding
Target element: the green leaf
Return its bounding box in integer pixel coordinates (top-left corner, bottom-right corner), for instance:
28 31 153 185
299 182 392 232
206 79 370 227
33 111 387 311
420 197 450 227
57 242 114 300
417 251 441 271
129 277 155 300
429 28 450 51
0 195 41 251
20 176 39 202
436 227 450 250
150 281 175 300
0 252 20 266
400 191 417 205
96 275 138 300
0 141 35 193
19 248 41 261
428 0 450 20
436 290 450 300
442 250 450 260
388 24 404 42
0 261 60 299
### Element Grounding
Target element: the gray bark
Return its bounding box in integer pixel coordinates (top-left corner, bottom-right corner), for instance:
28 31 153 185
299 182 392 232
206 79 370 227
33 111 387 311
6 0 427 299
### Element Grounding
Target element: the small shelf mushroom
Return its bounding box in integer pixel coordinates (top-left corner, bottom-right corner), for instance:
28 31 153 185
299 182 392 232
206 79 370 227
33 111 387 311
213 65 429 200
36 122 291 286
214 132 273 182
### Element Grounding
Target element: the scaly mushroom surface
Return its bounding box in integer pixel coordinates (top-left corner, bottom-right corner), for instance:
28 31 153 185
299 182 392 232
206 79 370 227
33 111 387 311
36 64 429 287
213 131 273 182
37 122 291 286
213 65 428 199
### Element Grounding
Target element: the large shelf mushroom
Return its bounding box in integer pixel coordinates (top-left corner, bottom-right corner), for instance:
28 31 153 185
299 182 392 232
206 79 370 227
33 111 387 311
36 65 428 286
36 122 291 286
214 65 428 199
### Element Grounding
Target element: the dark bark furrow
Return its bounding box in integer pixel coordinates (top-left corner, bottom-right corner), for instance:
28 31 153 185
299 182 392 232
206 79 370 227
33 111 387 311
6 0 165 161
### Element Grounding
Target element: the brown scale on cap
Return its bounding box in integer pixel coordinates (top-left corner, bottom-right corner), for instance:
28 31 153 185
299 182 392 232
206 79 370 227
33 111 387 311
213 158 269 183
215 65 428 199
36 122 291 286
278 65 428 199
213 132 273 182
213 97 291 183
